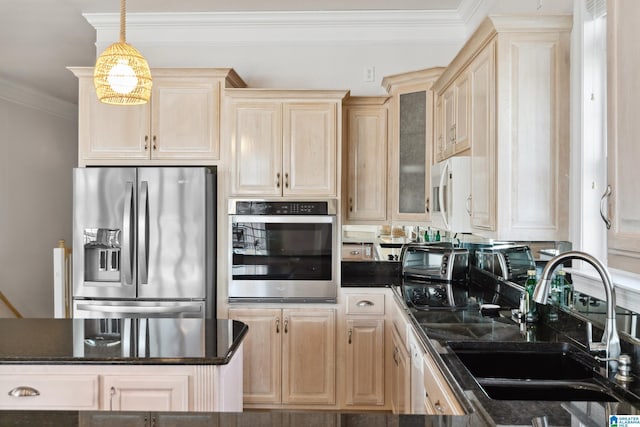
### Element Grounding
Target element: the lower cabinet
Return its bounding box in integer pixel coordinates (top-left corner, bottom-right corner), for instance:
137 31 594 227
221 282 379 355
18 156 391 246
102 375 189 411
390 324 411 414
0 361 242 412
423 351 464 415
228 307 336 408
344 318 385 407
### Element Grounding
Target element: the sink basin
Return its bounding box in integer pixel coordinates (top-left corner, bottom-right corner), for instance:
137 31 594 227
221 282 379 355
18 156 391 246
449 341 596 380
448 341 619 402
477 379 617 402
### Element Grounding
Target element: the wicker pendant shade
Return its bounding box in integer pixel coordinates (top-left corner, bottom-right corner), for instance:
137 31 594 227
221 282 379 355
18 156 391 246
93 0 152 105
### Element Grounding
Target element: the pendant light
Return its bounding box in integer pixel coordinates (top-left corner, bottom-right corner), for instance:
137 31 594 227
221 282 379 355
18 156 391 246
93 0 152 105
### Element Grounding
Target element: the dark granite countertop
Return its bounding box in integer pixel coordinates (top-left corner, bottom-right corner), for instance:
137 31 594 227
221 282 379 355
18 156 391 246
391 284 640 426
0 318 247 365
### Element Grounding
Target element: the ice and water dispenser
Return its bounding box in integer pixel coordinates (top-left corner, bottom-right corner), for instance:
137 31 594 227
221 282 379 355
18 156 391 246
83 228 121 282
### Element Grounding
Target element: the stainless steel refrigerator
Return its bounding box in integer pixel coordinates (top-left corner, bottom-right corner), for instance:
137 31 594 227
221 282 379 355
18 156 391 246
72 167 215 318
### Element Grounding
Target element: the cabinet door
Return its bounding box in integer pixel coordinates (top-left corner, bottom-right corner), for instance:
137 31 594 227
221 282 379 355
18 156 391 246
453 73 470 152
345 104 388 222
607 0 640 274
393 89 432 222
469 40 497 231
282 308 336 405
151 77 221 160
423 352 463 415
283 102 337 197
228 308 282 404
434 96 445 163
229 101 283 196
390 326 411 414
102 375 189 411
345 319 385 406
442 87 456 158
77 77 150 163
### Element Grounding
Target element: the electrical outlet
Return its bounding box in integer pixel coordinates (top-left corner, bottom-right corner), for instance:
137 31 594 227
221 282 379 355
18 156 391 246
363 66 375 82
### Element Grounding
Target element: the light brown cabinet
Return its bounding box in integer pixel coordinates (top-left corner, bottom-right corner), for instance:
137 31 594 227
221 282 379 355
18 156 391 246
436 73 470 162
606 0 640 274
390 324 411 414
340 291 386 408
343 97 390 223
228 307 336 408
226 90 347 198
70 68 245 166
434 16 571 240
382 68 444 222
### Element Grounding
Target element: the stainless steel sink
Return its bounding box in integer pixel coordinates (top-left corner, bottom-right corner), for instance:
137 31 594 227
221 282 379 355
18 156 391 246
448 341 619 402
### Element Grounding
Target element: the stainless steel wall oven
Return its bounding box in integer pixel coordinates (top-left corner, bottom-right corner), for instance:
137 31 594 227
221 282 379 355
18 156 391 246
228 200 338 303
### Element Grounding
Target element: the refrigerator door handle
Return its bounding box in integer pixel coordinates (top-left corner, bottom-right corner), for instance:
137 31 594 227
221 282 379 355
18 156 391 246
122 318 132 358
122 182 134 285
138 318 148 357
138 181 149 285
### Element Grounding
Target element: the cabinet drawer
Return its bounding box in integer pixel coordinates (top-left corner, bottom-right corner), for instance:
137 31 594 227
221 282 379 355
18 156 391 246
342 243 375 260
345 294 385 315
0 374 99 409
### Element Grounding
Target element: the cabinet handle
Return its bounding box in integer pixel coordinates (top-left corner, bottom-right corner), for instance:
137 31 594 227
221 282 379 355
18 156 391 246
349 197 353 212
8 386 40 397
152 135 157 151
348 328 352 344
276 173 281 188
466 194 472 216
356 300 373 307
434 399 444 413
350 250 361 255
144 135 149 151
393 347 398 365
600 185 612 230
285 173 289 188
150 415 156 427
276 318 280 334
284 318 289 334
425 197 430 213
109 386 116 411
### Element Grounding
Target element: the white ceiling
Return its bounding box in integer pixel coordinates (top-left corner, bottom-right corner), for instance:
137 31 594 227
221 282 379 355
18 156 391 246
0 0 465 105
0 0 571 106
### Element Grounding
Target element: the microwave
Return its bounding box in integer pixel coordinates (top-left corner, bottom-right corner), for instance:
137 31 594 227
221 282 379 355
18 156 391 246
400 243 469 282
430 156 472 232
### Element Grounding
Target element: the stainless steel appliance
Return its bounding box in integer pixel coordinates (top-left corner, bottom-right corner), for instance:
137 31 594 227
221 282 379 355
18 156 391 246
430 156 472 232
472 244 535 285
229 200 338 303
400 243 469 282
72 167 216 318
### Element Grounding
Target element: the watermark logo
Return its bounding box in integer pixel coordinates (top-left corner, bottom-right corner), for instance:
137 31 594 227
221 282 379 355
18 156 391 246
610 415 640 426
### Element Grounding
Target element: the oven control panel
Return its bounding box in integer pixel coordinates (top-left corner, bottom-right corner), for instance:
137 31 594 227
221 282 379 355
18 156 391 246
233 201 330 215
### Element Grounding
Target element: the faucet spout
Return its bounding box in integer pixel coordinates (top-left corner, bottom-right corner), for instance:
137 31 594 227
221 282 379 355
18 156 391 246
532 251 620 369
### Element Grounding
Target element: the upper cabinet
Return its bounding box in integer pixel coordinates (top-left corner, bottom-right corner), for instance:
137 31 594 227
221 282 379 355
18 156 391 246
343 96 390 223
435 71 470 162
433 16 572 240
606 0 640 274
225 90 347 198
70 68 246 166
382 68 444 223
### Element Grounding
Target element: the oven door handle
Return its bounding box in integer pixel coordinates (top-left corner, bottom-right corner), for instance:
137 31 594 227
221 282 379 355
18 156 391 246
230 215 335 224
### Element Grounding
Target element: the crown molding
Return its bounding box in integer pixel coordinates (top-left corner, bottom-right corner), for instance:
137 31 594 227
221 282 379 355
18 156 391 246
0 77 77 121
84 10 468 46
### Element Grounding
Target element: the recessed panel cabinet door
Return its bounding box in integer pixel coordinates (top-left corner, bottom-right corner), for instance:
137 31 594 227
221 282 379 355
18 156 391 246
151 78 221 160
282 308 336 405
102 375 189 411
607 0 640 274
345 319 385 406
283 103 337 197
229 102 283 196
228 308 282 405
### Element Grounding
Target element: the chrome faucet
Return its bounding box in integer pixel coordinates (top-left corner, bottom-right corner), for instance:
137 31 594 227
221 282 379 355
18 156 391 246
532 251 621 370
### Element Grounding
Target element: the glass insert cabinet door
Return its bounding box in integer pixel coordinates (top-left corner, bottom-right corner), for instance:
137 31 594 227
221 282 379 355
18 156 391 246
395 89 430 221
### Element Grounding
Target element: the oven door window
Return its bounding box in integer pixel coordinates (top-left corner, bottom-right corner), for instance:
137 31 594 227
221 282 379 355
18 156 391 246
232 222 332 280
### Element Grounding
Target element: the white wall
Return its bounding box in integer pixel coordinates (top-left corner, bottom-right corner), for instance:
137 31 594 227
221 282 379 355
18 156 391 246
0 80 77 317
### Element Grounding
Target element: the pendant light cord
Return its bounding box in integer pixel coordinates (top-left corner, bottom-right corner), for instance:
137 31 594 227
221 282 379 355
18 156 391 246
119 0 126 43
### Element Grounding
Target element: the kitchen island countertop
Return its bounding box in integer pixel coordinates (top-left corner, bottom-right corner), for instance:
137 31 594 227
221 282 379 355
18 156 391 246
0 318 247 365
